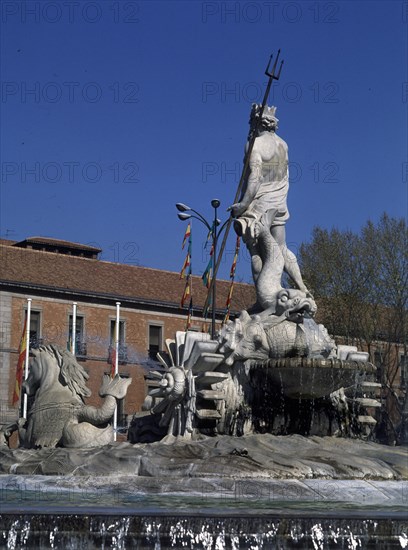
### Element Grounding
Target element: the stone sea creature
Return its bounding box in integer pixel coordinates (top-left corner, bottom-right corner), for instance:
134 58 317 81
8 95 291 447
218 290 334 365
17 344 131 448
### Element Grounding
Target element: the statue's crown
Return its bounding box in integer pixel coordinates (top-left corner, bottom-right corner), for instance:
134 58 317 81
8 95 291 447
262 105 277 119
249 103 279 132
250 103 277 120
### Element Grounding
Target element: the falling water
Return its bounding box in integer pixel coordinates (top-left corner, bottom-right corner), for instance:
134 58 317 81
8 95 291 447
1 474 406 548
2 514 407 549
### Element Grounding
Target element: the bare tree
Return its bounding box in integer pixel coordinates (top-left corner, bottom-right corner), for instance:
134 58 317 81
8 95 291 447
299 214 408 444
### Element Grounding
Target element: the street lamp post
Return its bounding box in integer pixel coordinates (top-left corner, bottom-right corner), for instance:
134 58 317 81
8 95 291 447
210 199 220 341
176 200 226 340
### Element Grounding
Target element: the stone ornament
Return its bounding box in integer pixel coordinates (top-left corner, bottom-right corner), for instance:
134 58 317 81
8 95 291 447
17 345 131 448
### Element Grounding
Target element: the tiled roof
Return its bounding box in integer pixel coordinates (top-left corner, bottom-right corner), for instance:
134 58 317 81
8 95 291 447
0 238 17 246
14 236 102 253
0 244 255 312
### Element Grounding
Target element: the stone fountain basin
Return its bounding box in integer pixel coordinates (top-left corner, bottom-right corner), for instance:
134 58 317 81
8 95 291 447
248 357 376 399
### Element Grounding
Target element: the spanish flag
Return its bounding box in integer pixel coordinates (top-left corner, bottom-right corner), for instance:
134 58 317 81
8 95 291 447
13 318 27 405
110 348 117 378
181 276 191 307
182 223 191 250
180 252 191 279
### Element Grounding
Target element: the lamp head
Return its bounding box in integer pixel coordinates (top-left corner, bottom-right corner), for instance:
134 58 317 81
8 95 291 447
178 213 191 221
211 199 221 209
176 203 191 212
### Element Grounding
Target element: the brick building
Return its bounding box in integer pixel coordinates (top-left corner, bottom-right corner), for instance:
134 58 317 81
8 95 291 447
0 237 255 429
2 236 405 444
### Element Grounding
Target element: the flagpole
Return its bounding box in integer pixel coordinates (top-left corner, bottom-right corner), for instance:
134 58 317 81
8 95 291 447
115 302 120 375
22 298 31 419
189 220 193 301
71 302 77 355
190 224 193 327
113 301 120 441
187 222 193 330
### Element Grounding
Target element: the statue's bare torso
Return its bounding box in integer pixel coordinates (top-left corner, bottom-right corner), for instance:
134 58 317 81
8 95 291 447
230 105 310 310
251 131 288 185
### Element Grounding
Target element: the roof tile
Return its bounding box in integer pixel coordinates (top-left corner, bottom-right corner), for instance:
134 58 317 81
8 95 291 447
0 244 255 310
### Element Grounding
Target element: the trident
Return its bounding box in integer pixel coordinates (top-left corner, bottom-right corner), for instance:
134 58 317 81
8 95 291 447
203 50 284 319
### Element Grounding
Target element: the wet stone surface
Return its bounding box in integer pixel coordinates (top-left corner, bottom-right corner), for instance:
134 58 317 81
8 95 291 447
0 434 407 480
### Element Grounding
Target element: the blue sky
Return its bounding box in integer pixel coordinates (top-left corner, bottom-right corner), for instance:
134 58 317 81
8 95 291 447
1 0 407 283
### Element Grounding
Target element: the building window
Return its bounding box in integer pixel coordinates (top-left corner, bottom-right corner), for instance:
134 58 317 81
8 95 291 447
400 355 408 389
109 320 127 364
148 324 162 360
68 315 87 357
26 310 42 348
110 320 125 345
